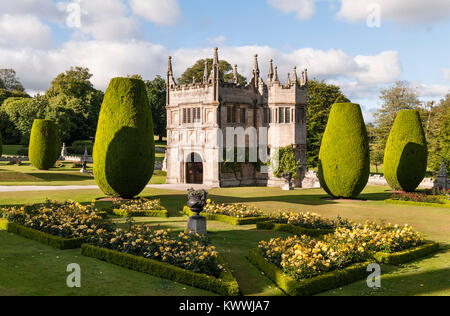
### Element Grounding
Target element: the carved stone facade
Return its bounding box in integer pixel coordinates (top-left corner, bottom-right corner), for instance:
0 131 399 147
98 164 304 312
165 48 308 188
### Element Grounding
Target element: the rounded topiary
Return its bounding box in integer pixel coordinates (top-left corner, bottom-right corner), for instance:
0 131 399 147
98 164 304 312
93 77 155 199
29 120 61 170
383 110 428 192
318 103 370 198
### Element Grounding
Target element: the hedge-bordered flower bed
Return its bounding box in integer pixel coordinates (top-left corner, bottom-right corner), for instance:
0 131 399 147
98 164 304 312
112 198 169 218
385 199 450 209
248 248 370 296
0 218 9 230
372 241 440 265
3 222 88 250
82 244 239 296
256 221 334 237
182 206 268 226
112 209 169 218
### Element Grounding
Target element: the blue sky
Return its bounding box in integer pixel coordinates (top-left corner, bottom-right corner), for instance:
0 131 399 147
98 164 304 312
1 0 450 120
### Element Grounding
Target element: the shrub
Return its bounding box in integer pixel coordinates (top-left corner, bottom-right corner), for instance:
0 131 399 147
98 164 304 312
203 200 264 218
267 211 354 230
28 119 61 170
318 103 370 198
93 78 155 199
383 110 428 192
68 140 93 155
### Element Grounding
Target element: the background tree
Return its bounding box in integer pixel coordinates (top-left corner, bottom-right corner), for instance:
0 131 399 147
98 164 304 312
45 67 104 143
1 95 47 144
425 94 450 174
371 81 422 166
366 123 383 173
0 69 25 92
144 76 166 142
306 79 350 168
0 78 5 89
178 59 247 85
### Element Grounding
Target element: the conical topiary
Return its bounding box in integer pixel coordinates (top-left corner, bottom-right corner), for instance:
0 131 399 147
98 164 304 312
29 119 61 170
318 103 370 198
383 110 428 192
93 77 155 199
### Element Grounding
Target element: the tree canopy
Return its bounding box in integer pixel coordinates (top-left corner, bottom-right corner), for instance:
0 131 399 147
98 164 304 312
0 69 25 92
178 59 247 86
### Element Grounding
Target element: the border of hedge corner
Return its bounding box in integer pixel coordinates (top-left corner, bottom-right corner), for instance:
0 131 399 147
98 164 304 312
385 199 450 209
112 208 169 218
0 219 8 231
256 221 334 238
1 222 87 250
248 248 370 296
373 241 440 265
182 206 268 226
81 244 240 296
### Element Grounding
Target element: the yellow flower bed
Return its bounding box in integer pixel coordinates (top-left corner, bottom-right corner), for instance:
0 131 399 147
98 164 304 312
268 211 354 230
204 200 263 218
113 198 164 212
259 221 425 281
89 225 223 277
1 200 107 239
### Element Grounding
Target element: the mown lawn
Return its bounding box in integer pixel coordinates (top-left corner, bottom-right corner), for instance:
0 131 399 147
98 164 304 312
0 186 449 296
0 161 166 186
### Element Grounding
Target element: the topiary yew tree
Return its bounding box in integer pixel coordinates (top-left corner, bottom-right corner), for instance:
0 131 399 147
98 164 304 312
29 119 61 170
318 103 370 198
93 77 155 199
383 110 428 192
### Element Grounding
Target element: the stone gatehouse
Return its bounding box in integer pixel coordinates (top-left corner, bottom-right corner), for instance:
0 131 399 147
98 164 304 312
164 48 308 188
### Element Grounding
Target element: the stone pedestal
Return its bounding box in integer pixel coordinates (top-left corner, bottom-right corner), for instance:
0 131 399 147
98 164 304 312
282 184 294 191
187 215 207 235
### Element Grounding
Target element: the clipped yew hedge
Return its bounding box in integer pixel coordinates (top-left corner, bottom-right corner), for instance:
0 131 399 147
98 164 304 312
28 119 61 170
112 208 169 218
182 206 267 226
383 110 428 192
373 241 440 265
256 221 334 238
93 78 155 199
82 244 240 296
318 103 370 198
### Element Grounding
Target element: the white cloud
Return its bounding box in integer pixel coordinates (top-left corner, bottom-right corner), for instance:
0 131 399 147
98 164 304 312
412 81 450 98
207 35 227 46
0 14 52 48
337 0 450 26
442 69 450 82
267 0 316 20
129 0 181 26
0 0 63 22
58 0 141 41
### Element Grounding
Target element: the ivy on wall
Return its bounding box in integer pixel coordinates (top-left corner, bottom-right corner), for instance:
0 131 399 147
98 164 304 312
271 145 301 179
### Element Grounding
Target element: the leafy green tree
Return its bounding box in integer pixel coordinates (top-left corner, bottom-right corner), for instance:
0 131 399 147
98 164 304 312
0 89 30 106
0 78 5 89
178 59 247 85
306 79 350 168
46 67 104 143
425 94 450 174
144 76 167 142
0 69 25 92
1 96 47 144
366 123 383 173
372 81 422 165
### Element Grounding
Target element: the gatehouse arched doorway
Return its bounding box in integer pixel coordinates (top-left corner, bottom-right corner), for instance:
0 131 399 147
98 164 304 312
186 153 203 184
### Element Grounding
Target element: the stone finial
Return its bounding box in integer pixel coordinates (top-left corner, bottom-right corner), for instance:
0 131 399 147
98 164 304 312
233 64 239 84
253 54 260 76
167 56 173 75
286 72 291 86
304 68 308 84
203 60 208 83
274 66 280 83
292 67 298 84
213 47 219 65
268 59 274 82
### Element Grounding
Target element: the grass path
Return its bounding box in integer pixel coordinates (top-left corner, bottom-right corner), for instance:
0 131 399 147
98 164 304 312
0 186 449 296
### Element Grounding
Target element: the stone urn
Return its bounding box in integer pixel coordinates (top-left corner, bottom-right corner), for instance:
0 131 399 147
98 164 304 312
186 188 208 235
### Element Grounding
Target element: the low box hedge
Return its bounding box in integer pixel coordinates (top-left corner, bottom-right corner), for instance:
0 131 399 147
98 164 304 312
1 222 87 250
81 244 240 296
372 241 440 265
0 219 8 230
385 199 450 209
256 221 334 237
182 206 267 226
248 248 370 296
112 208 169 218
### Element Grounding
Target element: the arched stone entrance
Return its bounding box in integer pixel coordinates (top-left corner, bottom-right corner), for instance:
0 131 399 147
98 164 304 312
186 153 203 184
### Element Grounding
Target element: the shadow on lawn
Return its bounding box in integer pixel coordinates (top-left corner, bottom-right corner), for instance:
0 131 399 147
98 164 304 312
29 172 92 182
